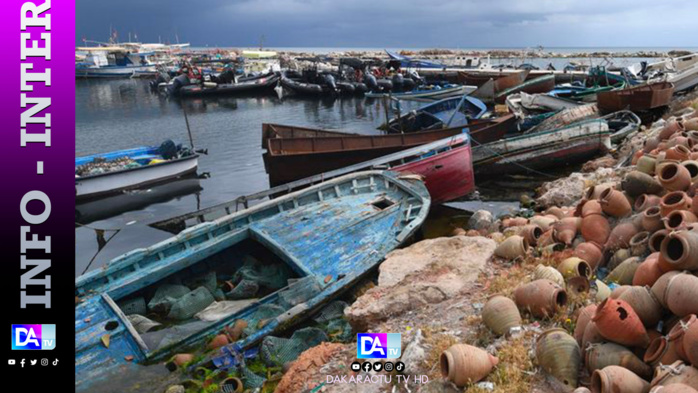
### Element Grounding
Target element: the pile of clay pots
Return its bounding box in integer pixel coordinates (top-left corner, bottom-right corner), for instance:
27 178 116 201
479 115 698 392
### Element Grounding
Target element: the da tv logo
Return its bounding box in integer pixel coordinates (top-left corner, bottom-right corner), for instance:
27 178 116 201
11 324 56 350
357 333 401 359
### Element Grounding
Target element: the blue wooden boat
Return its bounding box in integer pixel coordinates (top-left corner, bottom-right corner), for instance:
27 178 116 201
384 95 487 133
385 50 446 69
74 171 430 391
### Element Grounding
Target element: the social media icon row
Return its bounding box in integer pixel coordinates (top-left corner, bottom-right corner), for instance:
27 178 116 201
8 358 58 367
350 361 405 372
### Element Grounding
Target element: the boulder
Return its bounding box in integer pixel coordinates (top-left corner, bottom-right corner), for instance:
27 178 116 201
345 236 496 330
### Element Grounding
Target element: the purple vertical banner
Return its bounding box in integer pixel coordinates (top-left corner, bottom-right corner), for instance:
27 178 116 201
0 0 74 387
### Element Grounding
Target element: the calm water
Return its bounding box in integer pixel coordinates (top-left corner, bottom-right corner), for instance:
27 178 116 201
75 79 423 276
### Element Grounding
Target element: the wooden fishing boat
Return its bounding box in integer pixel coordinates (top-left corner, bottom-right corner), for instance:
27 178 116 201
178 73 280 97
383 95 487 132
494 74 556 103
261 125 468 186
75 143 199 200
364 84 476 101
469 70 529 104
597 82 675 113
75 171 430 391
472 118 611 176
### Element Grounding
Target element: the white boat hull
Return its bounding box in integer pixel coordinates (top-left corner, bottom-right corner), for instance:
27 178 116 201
76 65 157 78
76 155 198 199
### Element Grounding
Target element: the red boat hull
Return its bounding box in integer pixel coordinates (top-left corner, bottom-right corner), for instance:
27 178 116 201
394 143 475 204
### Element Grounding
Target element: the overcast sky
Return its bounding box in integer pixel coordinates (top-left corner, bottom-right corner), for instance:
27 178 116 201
76 0 698 49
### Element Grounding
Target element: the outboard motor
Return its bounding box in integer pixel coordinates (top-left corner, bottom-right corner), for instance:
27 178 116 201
158 139 178 159
364 73 378 91
324 74 337 92
168 74 190 96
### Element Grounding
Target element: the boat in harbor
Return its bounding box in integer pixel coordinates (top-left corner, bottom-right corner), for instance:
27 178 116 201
75 170 430 391
75 47 164 78
629 53 698 93
177 72 280 97
261 124 469 186
597 81 675 113
75 142 199 200
383 95 487 132
494 74 556 103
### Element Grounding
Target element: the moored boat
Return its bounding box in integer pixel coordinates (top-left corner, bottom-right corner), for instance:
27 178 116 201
383 95 487 132
177 72 280 97
494 74 556 103
75 141 199 200
75 171 430 391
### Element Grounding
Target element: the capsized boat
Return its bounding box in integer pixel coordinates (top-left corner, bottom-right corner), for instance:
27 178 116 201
472 118 611 176
74 171 430 391
75 141 199 200
383 95 487 133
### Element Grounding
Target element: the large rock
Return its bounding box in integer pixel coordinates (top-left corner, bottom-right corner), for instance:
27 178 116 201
345 236 496 330
536 167 630 208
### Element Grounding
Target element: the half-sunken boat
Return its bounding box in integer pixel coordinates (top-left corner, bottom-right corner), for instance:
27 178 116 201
75 141 199 200
261 124 468 186
597 82 674 113
75 171 430 391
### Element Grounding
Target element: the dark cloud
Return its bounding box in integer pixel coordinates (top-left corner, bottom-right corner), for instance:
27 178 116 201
76 0 698 48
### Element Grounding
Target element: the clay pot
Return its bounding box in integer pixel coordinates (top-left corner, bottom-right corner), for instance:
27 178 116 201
581 199 604 217
451 227 466 236
606 222 640 252
669 314 697 363
494 235 528 259
662 120 686 139
633 253 664 287
636 194 663 212
586 342 653 380
683 314 698 366
649 384 698 393
575 388 592 393
665 145 692 162
617 285 663 328
558 257 592 279
554 217 582 246
665 272 698 317
513 279 567 318
224 320 248 342
645 335 682 368
665 210 698 230
166 353 194 371
574 304 598 347
207 334 230 350
630 231 651 257
687 118 698 131
587 184 613 201
440 344 498 386
220 377 243 393
650 229 670 253
530 215 557 232
582 213 612 245
593 297 650 348
591 366 650 393
482 295 522 336
641 207 664 234
684 161 698 182
623 171 664 197
502 216 529 228
520 224 543 247
651 271 683 308
575 242 604 270
534 264 565 287
660 230 698 271
600 188 633 218
535 328 581 388
608 249 633 271
607 257 643 285
637 155 658 175
644 137 661 153
661 192 693 217
583 320 606 350
650 361 698 390
660 163 692 192
546 206 567 219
